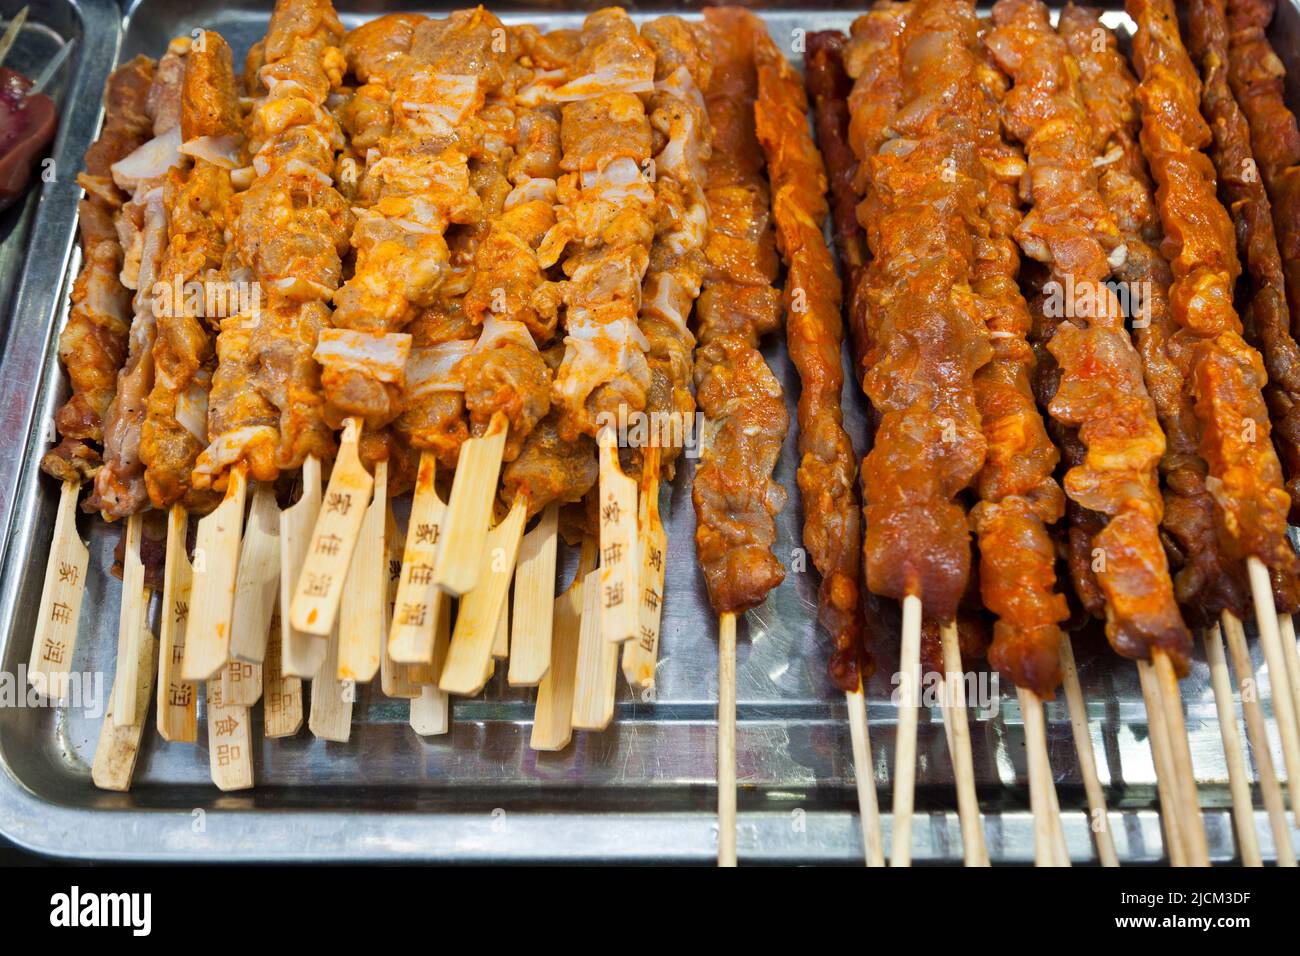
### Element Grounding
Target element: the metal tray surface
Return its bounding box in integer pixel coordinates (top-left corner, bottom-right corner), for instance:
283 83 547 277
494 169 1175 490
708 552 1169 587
0 0 1295 863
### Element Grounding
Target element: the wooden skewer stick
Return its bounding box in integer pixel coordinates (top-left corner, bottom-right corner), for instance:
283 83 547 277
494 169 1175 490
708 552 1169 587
388 453 446 665
294 435 367 636
280 455 324 677
228 481 281 665
263 598 303 738
291 418 374 636
156 504 196 742
891 593 923 867
716 611 737 868
409 597 451 736
181 465 248 681
1152 649 1210 866
509 503 559 686
381 504 434 697
622 447 666 690
1043 753 1070 866
1203 623 1262 866
1057 636 1119 866
308 621 353 742
1136 659 1187 866
1279 612 1300 747
205 673 254 792
437 495 528 696
939 622 989 866
491 588 510 660
338 459 386 682
1246 557 1300 821
92 617 157 792
1018 686 1066 867
220 481 279 707
531 536 596 751
597 429 637 645
845 684 885 866
112 513 147 726
1221 612 1296 866
571 567 619 731
431 411 507 597
30 479 89 702
0 8 30 71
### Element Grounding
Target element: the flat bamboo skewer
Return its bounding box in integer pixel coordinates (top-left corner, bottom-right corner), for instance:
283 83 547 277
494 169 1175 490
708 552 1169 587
409 598 451 736
437 495 528 696
280 455 324 677
509 503 559 686
205 671 253 792
891 593 922 867
597 428 637 647
92 618 156 792
1057 636 1119 866
308 621 352 742
290 419 373 636
939 622 989 866
380 504 434 697
222 481 280 707
338 459 386 682
263 598 303 738
1203 624 1263 866
622 447 666 691
29 479 89 702
571 567 618 731
228 481 281 665
717 611 737 867
1246 557 1300 818
181 465 248 681
156 504 196 742
112 513 147 726
844 684 884 866
1136 659 1187 866
531 537 596 751
430 412 507 597
491 590 510 661
388 455 446 665
1221 611 1296 866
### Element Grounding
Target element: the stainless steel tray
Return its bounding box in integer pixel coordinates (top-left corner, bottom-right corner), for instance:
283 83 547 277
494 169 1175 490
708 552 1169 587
0 0 1295 863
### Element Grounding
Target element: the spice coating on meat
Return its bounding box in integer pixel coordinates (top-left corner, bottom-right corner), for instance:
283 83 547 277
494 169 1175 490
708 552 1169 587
1129 0 1298 588
41 57 155 486
140 33 241 513
989 0 1190 668
691 7 789 616
753 26 865 692
854 0 991 625
1060 4 1250 626
965 28 1069 697
87 41 190 519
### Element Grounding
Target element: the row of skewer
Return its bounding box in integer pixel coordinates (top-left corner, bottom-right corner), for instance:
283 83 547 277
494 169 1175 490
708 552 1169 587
22 0 1300 866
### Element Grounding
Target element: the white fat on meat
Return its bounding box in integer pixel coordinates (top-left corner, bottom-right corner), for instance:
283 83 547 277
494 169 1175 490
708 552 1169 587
313 328 413 383
111 126 184 193
405 340 475 398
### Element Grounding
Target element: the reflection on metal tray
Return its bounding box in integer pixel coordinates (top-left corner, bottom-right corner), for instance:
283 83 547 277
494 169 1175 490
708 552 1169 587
0 0 1295 863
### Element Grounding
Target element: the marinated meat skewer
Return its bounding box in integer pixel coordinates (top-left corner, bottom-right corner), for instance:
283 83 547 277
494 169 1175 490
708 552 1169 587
137 29 243 743
188 0 352 682
804 21 898 871
32 56 155 703
986 0 1204 865
843 0 995 865
756 22 884 868
1128 0 1300 835
694 7 790 868
620 15 713 690
1184 0 1300 814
